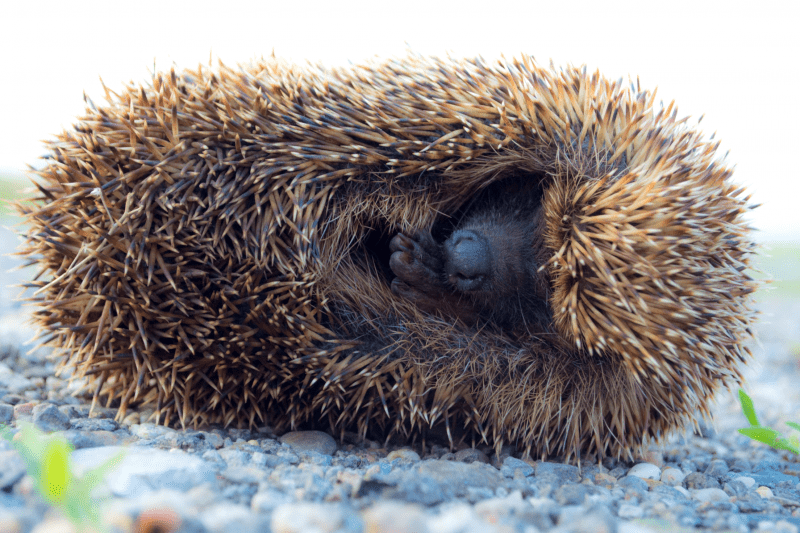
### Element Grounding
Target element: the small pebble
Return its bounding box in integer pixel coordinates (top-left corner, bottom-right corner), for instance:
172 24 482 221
500 457 534 478
31 403 70 432
628 462 660 480
692 487 730 503
271 502 361 533
279 431 337 456
0 403 13 425
387 449 421 462
362 501 428 533
453 448 489 464
757 486 775 499
660 467 686 485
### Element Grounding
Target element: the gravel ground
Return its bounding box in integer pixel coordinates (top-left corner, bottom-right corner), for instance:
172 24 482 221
1 224 799 533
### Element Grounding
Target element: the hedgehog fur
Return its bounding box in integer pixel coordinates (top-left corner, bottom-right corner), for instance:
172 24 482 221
18 55 759 460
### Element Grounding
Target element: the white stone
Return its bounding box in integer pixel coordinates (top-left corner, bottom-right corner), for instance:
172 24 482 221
692 488 729 503
756 486 774 499
734 475 756 488
129 423 178 439
660 467 686 485
627 462 661 480
71 445 215 498
427 503 484 533
617 504 644 519
271 502 358 533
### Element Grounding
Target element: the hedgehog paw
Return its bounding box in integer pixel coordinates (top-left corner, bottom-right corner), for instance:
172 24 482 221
389 232 445 293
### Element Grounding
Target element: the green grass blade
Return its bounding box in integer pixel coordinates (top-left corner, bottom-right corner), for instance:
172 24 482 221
738 389 760 427
739 427 781 445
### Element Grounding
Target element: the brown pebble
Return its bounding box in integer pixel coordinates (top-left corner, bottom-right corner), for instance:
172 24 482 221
12 402 36 419
453 448 490 464
134 507 182 533
594 472 617 489
387 449 421 462
279 431 337 456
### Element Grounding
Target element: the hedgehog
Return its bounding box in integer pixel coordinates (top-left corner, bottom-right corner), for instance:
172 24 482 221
18 54 759 460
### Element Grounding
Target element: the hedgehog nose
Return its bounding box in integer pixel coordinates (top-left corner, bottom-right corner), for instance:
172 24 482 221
446 229 491 291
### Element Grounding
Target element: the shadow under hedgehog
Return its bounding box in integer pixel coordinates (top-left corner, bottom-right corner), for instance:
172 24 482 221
19 54 759 460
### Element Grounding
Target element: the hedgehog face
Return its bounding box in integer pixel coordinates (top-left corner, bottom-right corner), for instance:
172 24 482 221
390 175 552 333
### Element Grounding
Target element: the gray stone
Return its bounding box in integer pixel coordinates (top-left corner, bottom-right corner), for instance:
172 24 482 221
692 487 730 503
730 458 752 472
0 403 12 425
71 445 217 498
218 449 252 467
684 472 720 489
553 483 590 505
70 418 119 432
534 461 580 483
490 444 515 469
279 430 337 456
0 451 26 490
453 448 489 464
227 428 253 441
129 423 178 440
197 431 224 449
57 405 81 419
501 457 534 478
383 459 505 505
705 458 729 477
0 364 33 394
650 483 689 503
31 403 70 431
0 394 24 406
59 429 124 449
723 479 749 497
618 475 648 493
298 451 333 467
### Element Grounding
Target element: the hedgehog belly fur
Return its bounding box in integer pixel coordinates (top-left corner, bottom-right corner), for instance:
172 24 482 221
18 55 759 460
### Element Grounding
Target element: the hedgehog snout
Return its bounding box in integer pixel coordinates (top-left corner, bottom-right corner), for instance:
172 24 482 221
444 229 492 292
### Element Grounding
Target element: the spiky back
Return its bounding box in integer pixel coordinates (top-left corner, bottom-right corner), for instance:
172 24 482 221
19 55 757 459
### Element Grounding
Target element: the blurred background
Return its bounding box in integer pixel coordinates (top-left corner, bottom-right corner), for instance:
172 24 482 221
0 1 797 413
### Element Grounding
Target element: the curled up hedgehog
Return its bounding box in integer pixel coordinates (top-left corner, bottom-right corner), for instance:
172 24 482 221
18 54 758 460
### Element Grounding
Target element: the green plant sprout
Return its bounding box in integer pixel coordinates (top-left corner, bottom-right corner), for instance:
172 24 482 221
0 423 124 533
738 389 800 454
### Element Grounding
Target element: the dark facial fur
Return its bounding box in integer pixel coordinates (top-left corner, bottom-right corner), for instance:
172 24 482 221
390 177 551 333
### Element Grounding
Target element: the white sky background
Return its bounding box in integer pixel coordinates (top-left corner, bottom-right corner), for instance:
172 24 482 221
1 0 798 242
